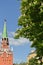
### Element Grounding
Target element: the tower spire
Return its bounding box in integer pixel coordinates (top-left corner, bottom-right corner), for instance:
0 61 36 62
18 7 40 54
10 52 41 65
2 19 8 38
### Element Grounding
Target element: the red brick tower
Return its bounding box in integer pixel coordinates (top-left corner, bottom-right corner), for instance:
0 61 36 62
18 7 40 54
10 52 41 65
0 20 13 65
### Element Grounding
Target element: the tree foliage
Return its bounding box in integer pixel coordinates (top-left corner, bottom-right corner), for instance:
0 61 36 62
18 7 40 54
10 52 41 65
27 57 41 65
15 0 43 64
19 62 26 65
13 62 26 65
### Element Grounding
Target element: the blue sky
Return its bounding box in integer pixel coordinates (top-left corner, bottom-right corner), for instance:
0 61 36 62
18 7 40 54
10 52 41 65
0 0 34 64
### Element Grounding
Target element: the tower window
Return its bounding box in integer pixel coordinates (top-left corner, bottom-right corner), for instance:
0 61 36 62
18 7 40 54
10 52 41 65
2 38 3 40
7 43 9 45
4 38 6 40
2 38 6 40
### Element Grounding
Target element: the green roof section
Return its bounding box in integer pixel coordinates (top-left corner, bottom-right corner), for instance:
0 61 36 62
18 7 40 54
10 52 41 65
2 20 8 38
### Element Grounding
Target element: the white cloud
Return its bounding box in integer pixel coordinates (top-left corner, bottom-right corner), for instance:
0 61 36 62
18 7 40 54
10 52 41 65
0 33 2 36
9 37 30 46
11 47 13 51
0 32 31 46
0 33 2 38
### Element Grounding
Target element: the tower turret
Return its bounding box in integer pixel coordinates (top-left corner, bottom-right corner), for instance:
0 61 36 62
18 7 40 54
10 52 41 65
2 19 8 39
2 20 9 48
0 20 13 65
